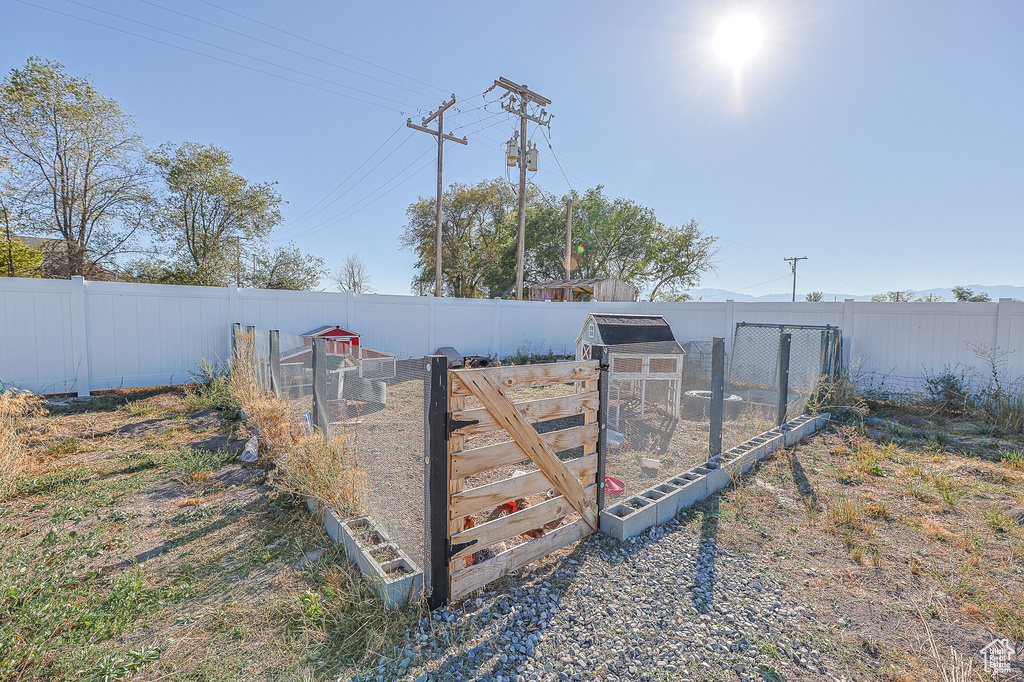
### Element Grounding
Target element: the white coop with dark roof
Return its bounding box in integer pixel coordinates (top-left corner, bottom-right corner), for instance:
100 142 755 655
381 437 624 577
575 313 686 421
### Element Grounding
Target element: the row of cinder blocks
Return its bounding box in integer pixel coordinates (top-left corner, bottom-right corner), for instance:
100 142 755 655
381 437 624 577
599 413 830 541
306 498 423 609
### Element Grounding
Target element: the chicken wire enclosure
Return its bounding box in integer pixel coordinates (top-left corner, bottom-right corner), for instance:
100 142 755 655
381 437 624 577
600 341 713 501
236 327 432 594
729 323 841 421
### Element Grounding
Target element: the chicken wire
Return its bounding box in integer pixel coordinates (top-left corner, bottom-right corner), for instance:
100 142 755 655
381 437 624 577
598 331 837 501
730 323 840 421
243 327 431 588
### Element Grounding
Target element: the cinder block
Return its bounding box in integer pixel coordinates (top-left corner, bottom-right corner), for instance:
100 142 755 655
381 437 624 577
702 460 732 494
667 473 705 510
339 516 423 609
600 495 658 541
322 507 344 544
647 483 682 524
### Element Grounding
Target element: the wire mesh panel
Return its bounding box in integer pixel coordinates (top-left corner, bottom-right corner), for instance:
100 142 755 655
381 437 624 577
730 323 841 423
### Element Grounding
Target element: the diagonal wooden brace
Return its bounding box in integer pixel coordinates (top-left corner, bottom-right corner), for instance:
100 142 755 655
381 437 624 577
456 371 598 530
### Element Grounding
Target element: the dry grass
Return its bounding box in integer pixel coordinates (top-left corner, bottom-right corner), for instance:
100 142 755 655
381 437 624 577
226 332 362 517
0 389 45 499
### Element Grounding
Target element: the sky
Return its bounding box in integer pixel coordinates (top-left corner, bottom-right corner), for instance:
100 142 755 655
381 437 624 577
4 0 1023 299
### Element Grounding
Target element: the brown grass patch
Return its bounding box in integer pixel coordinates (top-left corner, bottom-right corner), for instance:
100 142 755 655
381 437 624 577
0 390 46 499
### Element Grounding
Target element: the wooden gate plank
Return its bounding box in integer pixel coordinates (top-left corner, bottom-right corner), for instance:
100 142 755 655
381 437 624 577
450 361 598 395
450 453 596 519
457 372 599 529
448 484 596 562
451 423 599 478
451 391 599 437
450 518 592 599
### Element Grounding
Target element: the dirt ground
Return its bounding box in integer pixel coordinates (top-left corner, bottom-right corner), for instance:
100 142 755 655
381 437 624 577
1 388 409 681
3 387 1022 681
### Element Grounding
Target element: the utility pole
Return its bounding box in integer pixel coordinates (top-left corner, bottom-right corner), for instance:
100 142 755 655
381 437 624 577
784 256 808 302
407 95 468 297
494 77 551 300
564 198 573 302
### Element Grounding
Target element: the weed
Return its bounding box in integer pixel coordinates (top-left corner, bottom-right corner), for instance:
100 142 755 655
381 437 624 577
866 501 892 519
45 436 82 456
1 389 45 499
870 546 883 568
850 545 863 562
933 476 967 507
827 495 864 528
981 506 1007 533
167 448 234 483
183 375 237 414
908 555 923 575
123 400 157 418
1000 450 1024 470
923 367 971 416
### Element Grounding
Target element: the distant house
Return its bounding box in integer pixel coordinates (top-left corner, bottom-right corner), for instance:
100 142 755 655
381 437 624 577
529 277 638 302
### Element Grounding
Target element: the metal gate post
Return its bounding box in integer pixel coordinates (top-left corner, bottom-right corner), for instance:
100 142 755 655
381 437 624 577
777 332 792 426
269 330 280 396
231 322 241 356
709 337 725 458
593 345 610 516
311 337 328 433
426 355 450 609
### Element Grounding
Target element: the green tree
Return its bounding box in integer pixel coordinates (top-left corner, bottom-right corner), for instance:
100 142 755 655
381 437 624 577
871 291 916 302
915 293 944 302
0 57 150 277
400 179 516 297
645 220 717 301
952 286 990 302
149 142 283 286
248 243 325 290
805 291 824 302
0 237 43 277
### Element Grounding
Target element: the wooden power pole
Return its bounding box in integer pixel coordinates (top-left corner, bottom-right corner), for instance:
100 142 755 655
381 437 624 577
784 256 808 302
564 198 573 302
494 77 551 300
407 95 467 297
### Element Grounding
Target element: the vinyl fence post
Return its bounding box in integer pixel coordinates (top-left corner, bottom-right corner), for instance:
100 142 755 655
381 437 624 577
593 345 610 515
70 276 91 397
426 355 450 610
777 332 792 426
709 337 725 458
269 330 280 396
311 337 328 433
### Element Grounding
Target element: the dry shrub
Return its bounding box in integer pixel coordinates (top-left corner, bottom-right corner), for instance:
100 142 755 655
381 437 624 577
278 434 363 517
226 332 361 516
0 390 45 498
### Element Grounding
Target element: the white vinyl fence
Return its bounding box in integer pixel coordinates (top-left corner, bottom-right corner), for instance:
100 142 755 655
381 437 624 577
2 276 1022 396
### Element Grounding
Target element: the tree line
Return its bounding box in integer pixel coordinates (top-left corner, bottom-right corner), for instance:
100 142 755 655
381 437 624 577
0 57 325 289
399 179 717 300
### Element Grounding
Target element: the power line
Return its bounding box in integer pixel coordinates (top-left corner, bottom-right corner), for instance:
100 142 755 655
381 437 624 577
286 145 436 240
131 0 440 100
21 0 417 112
277 130 416 235
194 0 448 95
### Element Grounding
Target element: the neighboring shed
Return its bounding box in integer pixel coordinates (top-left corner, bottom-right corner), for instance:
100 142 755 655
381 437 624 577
575 313 686 420
529 277 638 302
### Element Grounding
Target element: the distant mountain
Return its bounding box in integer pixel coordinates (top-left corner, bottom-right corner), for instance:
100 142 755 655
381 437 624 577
686 284 1024 303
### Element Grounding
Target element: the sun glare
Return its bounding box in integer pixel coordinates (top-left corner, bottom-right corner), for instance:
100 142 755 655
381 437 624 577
714 14 764 69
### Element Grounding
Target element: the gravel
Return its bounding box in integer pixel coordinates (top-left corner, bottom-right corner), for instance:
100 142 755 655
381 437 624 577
346 512 859 682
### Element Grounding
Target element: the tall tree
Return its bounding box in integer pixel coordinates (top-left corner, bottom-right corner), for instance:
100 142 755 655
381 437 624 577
952 286 990 302
149 141 283 286
249 242 325 290
805 291 824 302
400 179 515 297
0 57 150 277
644 220 717 301
333 252 373 293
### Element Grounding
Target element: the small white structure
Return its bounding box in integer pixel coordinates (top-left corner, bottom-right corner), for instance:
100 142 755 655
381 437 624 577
575 314 686 421
530 277 638 302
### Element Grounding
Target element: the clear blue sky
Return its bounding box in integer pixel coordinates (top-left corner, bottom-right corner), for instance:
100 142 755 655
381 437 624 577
5 0 1023 298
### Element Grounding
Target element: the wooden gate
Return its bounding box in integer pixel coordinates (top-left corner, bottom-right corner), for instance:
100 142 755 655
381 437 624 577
444 360 601 601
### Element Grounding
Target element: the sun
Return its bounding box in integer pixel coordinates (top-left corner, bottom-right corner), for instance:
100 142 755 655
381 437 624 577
714 14 764 69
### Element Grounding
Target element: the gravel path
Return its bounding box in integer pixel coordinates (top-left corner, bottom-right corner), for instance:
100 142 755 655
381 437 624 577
351 508 860 682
